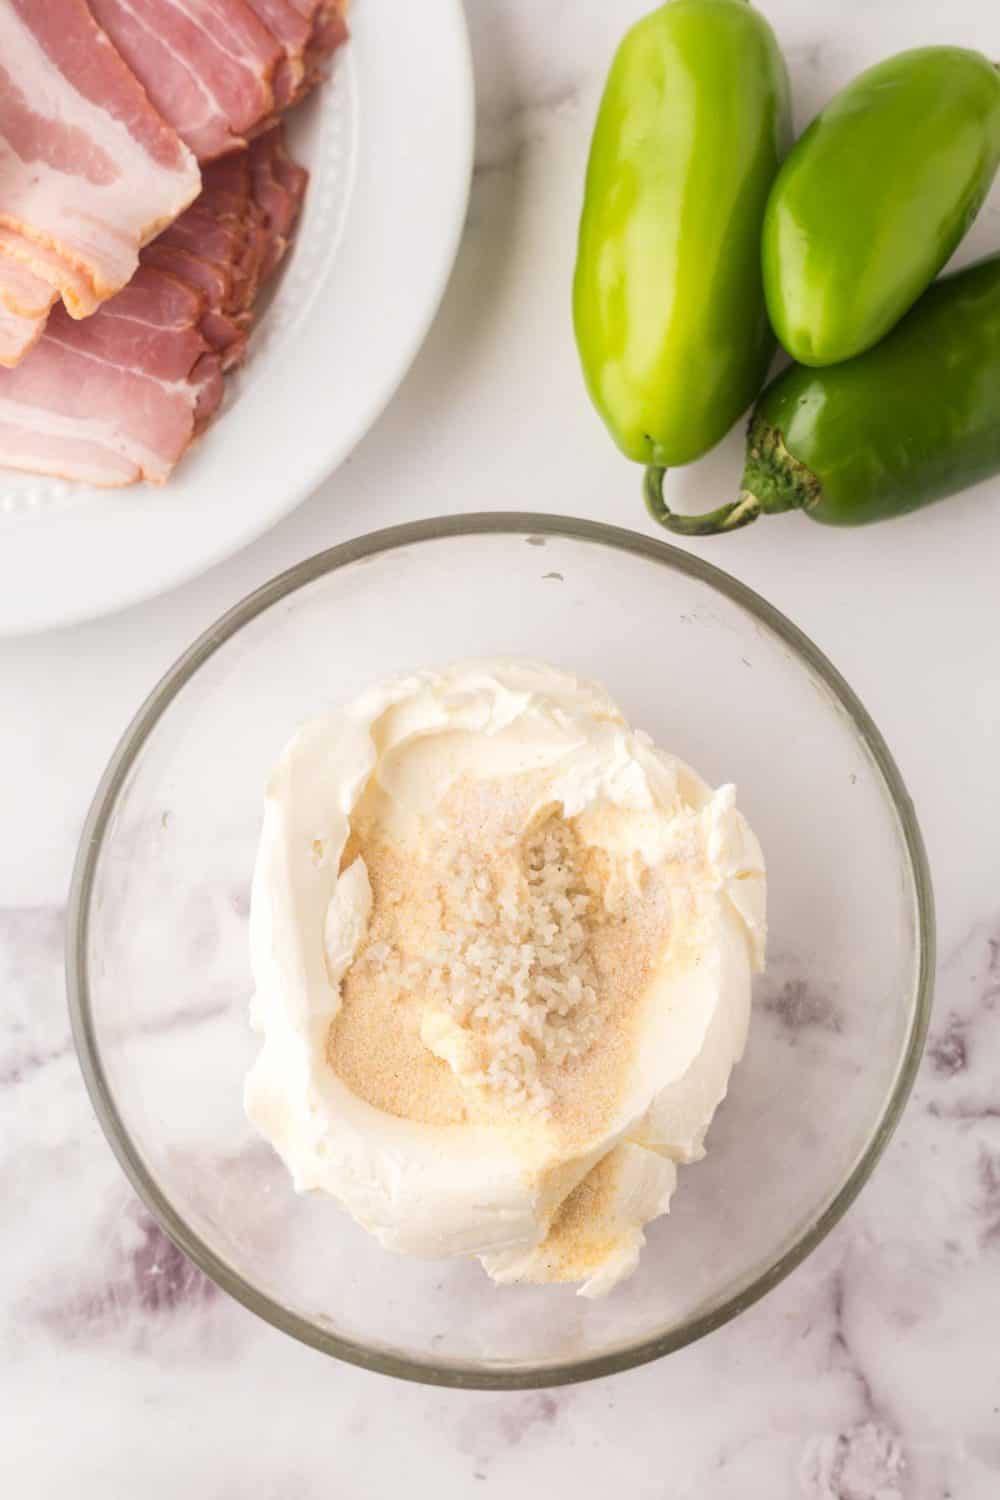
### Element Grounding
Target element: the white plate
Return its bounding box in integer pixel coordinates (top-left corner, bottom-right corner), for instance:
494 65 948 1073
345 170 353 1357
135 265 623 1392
0 0 474 637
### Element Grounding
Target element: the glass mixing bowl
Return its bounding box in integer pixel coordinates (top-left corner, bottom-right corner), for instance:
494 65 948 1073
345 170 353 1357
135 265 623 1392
68 516 933 1387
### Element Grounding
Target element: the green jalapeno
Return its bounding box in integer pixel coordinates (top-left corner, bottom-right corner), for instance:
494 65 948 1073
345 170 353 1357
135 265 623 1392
763 47 1000 367
645 253 1000 533
573 0 791 468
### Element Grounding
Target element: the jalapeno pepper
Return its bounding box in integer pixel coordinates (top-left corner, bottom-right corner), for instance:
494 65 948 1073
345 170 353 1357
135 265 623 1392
763 47 1000 367
645 253 1000 534
573 0 791 468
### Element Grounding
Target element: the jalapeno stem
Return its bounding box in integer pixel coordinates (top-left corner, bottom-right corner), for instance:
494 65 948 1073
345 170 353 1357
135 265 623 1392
644 415 820 536
644 466 763 535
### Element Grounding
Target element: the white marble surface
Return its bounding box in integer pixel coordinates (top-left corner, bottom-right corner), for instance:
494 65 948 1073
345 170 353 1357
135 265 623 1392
3 0 1000 1493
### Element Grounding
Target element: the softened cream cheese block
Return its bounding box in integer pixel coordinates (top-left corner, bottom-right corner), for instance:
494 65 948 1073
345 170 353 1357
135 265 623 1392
246 660 766 1296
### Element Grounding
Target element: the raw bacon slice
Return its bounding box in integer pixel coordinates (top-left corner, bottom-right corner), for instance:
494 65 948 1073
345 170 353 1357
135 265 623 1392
0 129 307 484
0 0 200 318
87 0 283 161
142 240 247 365
158 210 263 300
243 0 310 106
243 1 348 107
0 257 55 320
0 268 222 485
0 231 96 320
249 126 308 278
301 2 349 82
141 126 306 368
0 298 47 368
184 128 304 296
0 256 56 366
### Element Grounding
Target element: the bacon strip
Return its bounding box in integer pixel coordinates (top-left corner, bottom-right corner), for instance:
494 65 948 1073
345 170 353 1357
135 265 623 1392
0 267 222 485
87 0 283 161
86 0 348 161
0 257 56 320
0 0 200 323
250 123 309 278
0 257 56 366
0 128 306 484
243 0 310 106
301 2 350 85
142 125 306 369
244 0 348 107
0 299 48 368
0 0 344 368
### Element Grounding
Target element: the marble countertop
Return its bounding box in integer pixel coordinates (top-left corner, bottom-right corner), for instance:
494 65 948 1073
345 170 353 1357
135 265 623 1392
3 1 1000 1494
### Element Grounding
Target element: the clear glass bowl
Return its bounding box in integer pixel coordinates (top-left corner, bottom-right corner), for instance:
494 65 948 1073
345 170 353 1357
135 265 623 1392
68 516 933 1388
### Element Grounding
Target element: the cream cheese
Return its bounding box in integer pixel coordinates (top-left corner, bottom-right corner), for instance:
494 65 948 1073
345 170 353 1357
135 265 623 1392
245 660 766 1296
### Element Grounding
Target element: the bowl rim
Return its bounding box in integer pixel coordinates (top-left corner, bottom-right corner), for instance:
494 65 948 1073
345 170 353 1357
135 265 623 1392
67 513 935 1390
